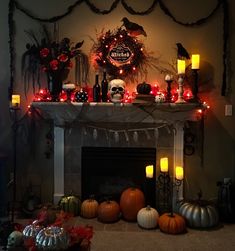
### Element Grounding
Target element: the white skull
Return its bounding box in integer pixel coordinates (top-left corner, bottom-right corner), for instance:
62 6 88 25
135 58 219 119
108 79 126 103
155 93 165 103
7 231 23 249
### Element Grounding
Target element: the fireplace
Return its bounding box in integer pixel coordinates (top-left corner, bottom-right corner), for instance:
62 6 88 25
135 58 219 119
32 102 203 207
81 147 156 204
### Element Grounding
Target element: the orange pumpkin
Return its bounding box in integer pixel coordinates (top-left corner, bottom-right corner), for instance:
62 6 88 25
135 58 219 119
120 187 145 221
81 197 99 219
97 200 120 223
158 213 186 234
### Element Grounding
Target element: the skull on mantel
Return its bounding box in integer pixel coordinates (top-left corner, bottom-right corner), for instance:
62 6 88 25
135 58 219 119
108 79 126 103
7 231 23 250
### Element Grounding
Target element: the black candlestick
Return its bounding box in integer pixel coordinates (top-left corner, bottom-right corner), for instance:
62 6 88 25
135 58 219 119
189 69 200 103
165 80 173 103
9 106 20 222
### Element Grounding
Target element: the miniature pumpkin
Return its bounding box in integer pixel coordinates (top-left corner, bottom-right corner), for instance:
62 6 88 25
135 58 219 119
158 213 186 234
58 194 81 216
178 193 219 228
81 196 99 219
137 82 151 95
35 226 69 250
120 187 145 222
137 205 159 229
98 200 120 223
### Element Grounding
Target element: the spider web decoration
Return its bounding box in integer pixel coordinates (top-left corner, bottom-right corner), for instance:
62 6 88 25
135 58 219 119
90 27 160 82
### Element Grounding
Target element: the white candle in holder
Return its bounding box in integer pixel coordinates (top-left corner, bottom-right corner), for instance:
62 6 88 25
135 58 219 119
146 165 154 178
177 60 185 74
160 157 168 172
175 166 184 180
192 54 200 70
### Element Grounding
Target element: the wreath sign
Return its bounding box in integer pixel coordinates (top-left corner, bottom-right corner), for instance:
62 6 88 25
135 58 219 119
91 27 149 82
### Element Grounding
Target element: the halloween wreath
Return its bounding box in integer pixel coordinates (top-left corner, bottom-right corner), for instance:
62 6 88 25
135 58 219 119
91 27 153 82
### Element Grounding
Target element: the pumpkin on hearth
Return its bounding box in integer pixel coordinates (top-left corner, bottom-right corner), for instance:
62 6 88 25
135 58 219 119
81 196 99 219
120 187 145 222
97 200 120 223
58 194 81 216
136 82 152 95
137 205 159 229
178 192 219 229
158 213 186 234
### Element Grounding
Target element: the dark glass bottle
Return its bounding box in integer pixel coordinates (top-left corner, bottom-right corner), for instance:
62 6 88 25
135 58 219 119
93 74 101 102
101 71 108 102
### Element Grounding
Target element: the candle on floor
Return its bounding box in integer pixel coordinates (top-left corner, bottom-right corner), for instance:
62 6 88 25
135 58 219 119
160 157 168 173
175 166 184 180
146 165 154 178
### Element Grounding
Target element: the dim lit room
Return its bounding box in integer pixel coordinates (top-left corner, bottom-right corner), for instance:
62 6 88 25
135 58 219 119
0 0 235 250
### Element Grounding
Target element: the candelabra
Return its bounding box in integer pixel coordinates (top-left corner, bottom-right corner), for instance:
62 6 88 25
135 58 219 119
165 78 173 103
157 172 183 214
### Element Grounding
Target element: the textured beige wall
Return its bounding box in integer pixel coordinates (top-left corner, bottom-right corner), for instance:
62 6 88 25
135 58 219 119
0 0 234 203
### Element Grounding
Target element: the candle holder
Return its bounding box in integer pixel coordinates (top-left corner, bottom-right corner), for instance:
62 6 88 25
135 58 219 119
165 79 173 103
62 83 75 102
189 69 200 103
9 106 21 222
156 173 183 214
175 76 186 104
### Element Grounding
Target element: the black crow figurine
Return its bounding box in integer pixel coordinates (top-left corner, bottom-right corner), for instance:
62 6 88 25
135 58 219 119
121 17 147 37
176 43 190 59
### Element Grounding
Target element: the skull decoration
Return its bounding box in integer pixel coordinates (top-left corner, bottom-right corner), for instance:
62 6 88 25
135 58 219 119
155 93 165 103
109 79 126 103
7 231 23 249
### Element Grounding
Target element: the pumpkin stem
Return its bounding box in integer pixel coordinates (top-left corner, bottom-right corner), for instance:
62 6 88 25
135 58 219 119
146 205 151 210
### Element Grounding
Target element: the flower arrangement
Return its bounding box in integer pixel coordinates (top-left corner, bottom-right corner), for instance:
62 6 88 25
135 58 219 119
22 26 89 99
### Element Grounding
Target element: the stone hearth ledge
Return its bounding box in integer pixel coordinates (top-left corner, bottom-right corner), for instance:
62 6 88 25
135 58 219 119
31 102 204 206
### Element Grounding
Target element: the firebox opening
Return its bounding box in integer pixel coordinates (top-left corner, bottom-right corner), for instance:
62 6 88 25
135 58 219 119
81 147 156 204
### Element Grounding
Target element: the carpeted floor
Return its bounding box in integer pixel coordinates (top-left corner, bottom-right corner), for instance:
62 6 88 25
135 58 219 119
2 217 235 251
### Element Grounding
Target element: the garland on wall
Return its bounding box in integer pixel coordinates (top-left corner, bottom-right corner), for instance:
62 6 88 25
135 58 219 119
8 0 229 100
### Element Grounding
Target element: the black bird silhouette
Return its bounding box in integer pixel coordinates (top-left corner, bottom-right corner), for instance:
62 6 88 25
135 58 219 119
75 40 84 49
176 43 190 59
121 17 147 37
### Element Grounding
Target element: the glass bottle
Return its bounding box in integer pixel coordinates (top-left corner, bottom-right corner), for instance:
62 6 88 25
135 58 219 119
93 74 101 102
101 71 108 102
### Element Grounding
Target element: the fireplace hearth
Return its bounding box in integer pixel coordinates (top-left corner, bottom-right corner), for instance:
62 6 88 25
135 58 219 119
32 102 204 207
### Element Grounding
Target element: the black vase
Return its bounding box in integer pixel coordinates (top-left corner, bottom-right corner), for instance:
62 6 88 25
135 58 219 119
49 70 69 101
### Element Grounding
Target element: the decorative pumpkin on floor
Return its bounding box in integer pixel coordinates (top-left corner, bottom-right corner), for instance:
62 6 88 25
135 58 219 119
58 194 81 216
137 205 159 229
35 226 69 250
97 200 120 223
120 187 145 222
158 212 186 234
81 196 99 219
178 191 219 229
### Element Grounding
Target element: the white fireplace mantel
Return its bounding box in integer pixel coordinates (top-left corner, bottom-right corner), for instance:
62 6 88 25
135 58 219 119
32 102 204 205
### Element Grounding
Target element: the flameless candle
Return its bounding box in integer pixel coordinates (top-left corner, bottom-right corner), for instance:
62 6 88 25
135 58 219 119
160 157 168 173
146 165 154 178
11 95 20 108
191 54 200 70
177 59 185 74
175 166 184 180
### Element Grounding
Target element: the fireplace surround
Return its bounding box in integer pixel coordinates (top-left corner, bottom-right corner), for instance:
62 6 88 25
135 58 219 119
32 102 203 208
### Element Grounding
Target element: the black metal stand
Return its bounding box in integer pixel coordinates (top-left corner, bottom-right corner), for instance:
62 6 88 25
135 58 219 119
10 106 20 223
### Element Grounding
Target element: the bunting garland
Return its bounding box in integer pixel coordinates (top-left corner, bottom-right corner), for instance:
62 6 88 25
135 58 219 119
8 0 229 100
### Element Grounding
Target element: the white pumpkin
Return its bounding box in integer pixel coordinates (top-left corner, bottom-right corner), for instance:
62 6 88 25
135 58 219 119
137 205 159 229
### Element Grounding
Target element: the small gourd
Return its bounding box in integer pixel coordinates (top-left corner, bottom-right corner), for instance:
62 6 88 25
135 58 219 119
137 205 159 229
81 196 99 219
58 194 81 216
136 82 152 95
97 200 120 223
158 213 186 234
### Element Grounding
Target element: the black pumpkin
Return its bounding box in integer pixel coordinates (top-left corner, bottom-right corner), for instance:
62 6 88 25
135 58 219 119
136 82 151 95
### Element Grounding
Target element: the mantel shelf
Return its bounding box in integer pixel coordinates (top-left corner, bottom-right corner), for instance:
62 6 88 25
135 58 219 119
32 102 204 126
